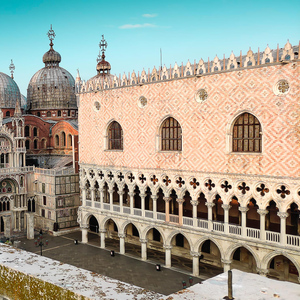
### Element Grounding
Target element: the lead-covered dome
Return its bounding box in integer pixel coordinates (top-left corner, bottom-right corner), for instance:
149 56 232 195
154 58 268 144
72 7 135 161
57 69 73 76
27 26 76 111
0 72 21 108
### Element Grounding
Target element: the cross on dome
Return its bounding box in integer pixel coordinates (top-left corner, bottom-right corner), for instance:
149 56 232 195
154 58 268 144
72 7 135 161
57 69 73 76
47 25 56 48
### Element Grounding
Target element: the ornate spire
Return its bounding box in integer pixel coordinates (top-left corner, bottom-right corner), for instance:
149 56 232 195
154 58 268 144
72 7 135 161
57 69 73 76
96 35 111 76
9 59 15 79
14 99 22 117
98 34 108 62
47 24 56 49
76 68 81 82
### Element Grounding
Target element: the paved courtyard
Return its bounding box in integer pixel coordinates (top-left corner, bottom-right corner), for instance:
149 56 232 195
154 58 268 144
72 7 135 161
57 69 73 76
16 230 222 295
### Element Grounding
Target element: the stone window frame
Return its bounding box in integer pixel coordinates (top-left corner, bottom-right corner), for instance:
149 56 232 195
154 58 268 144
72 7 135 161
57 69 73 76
226 110 263 155
104 120 124 151
156 115 183 152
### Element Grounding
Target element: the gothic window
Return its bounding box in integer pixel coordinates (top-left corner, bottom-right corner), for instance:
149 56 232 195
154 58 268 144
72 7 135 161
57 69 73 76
25 140 30 149
47 111 51 117
37 112 41 117
55 135 59 147
58 110 61 117
34 139 38 149
41 209 45 217
25 126 30 137
5 111 10 117
161 117 182 151
42 139 47 149
68 110 71 117
33 127 38 137
232 113 261 153
108 121 123 150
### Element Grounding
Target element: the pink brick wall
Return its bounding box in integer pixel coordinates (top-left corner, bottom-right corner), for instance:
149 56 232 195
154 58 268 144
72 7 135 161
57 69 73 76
79 62 300 178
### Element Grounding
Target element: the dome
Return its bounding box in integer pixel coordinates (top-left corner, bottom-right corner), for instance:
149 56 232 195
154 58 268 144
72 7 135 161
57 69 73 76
27 67 76 110
43 49 61 66
0 72 21 109
21 94 27 111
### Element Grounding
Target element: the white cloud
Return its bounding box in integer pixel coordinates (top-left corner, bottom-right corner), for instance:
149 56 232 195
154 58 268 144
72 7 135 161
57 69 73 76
119 23 157 29
142 13 157 18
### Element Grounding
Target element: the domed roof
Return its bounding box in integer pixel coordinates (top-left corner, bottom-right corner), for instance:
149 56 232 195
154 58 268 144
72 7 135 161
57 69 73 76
0 72 21 109
27 26 77 111
21 94 27 110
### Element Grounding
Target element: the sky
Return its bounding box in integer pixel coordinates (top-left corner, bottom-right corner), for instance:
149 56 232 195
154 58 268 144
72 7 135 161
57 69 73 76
0 0 299 95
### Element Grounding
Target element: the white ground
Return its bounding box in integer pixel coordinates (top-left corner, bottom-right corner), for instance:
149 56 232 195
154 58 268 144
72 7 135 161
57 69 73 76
1 244 299 300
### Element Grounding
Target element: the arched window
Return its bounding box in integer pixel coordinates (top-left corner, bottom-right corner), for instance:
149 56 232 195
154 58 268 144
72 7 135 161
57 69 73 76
47 111 51 117
33 127 38 137
5 111 10 117
232 113 261 152
55 135 59 147
108 121 123 150
161 117 182 151
25 140 30 149
42 139 47 149
68 134 72 147
62 132 66 147
37 112 41 117
25 126 30 137
58 110 61 117
34 139 38 149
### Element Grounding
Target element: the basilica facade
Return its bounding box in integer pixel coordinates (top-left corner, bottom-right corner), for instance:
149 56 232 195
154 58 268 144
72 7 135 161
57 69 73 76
77 39 300 283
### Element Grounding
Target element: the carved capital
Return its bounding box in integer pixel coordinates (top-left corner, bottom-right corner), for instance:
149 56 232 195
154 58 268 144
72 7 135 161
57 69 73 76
163 244 173 250
140 193 146 199
221 259 232 265
205 202 215 208
128 192 134 197
256 268 269 276
238 207 249 213
176 198 185 204
80 225 89 230
257 209 269 216
163 197 172 203
277 212 289 219
140 239 148 244
108 188 114 194
151 195 158 201
190 200 199 206
190 251 200 257
117 191 124 196
99 229 106 234
118 233 126 239
221 204 231 210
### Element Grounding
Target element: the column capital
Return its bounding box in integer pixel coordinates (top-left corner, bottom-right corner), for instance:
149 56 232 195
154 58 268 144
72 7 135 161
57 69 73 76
128 192 134 197
257 209 269 216
239 206 249 213
221 259 232 265
190 251 200 257
108 188 114 193
117 191 124 196
176 198 185 204
139 239 148 244
80 225 89 230
256 268 269 276
81 187 87 191
205 202 215 208
163 197 172 203
221 204 231 210
140 193 146 198
190 200 199 206
151 195 158 201
277 212 289 219
118 233 126 239
90 187 96 191
163 244 173 250
99 229 106 233
99 188 104 193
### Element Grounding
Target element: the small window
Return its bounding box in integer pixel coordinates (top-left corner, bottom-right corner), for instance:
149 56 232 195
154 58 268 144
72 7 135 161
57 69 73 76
6 111 10 117
68 134 72 147
68 110 71 117
41 209 45 217
161 117 182 151
25 126 30 137
108 121 123 150
232 113 261 153
42 139 47 149
58 110 61 117
62 132 66 147
33 127 38 137
34 139 38 149
37 112 41 117
42 183 45 193
25 140 30 150
48 211 51 219
47 111 51 117
55 135 59 147
43 196 46 206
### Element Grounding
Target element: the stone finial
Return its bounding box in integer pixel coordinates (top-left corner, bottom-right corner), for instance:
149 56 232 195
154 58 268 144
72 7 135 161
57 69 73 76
227 52 237 70
197 58 206 75
261 45 274 64
244 48 256 67
281 40 295 60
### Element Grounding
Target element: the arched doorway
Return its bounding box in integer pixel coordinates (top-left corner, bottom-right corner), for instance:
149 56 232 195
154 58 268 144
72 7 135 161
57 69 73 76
146 227 165 264
170 233 192 272
267 255 299 283
230 246 257 273
89 215 99 233
104 218 119 250
123 223 141 257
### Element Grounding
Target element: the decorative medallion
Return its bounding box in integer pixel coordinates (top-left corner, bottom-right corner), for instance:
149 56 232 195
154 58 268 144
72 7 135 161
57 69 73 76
274 80 289 96
195 89 208 103
138 96 147 108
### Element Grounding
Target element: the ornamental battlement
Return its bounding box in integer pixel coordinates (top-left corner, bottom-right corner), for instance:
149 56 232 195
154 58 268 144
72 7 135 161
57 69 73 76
76 40 299 94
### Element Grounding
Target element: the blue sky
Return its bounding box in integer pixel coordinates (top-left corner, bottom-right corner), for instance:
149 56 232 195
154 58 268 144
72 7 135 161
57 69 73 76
0 0 299 95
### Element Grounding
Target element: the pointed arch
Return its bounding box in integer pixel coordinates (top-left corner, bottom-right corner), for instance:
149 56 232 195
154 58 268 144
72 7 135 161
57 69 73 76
142 225 166 243
166 230 194 251
100 216 121 232
120 220 142 237
194 236 225 259
106 120 123 150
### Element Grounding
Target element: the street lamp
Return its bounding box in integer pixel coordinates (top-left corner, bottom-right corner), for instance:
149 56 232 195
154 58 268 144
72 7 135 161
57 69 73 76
34 230 48 256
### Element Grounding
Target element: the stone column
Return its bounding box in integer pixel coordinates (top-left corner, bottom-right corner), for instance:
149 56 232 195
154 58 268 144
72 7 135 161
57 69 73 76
177 198 184 225
18 211 21 231
152 195 158 219
108 188 114 210
119 233 126 254
26 212 34 240
118 191 124 213
239 206 249 237
81 225 89 243
164 245 172 268
205 202 215 230
100 229 106 249
140 193 146 217
222 204 231 234
278 212 289 245
91 188 96 207
129 192 134 215
257 209 268 241
2 215 11 238
191 251 200 276
191 199 199 227
99 188 104 210
164 197 171 223
81 187 87 207
221 259 232 272
140 239 148 260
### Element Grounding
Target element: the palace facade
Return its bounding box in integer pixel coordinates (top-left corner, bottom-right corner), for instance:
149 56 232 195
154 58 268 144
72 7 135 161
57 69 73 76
77 39 300 283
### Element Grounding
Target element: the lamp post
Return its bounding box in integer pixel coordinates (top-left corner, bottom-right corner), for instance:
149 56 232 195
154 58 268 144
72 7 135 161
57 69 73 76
34 230 48 256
